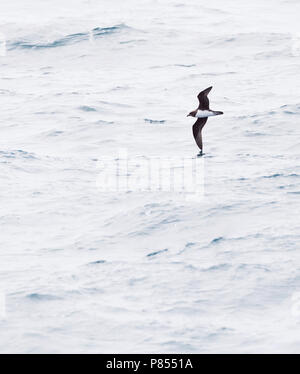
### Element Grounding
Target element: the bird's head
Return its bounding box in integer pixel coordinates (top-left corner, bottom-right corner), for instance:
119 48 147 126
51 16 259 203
187 111 196 117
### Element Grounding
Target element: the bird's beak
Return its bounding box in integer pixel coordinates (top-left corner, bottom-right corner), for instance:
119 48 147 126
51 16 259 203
187 114 190 117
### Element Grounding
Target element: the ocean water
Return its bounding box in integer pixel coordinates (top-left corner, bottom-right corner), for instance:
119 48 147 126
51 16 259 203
1 0 300 353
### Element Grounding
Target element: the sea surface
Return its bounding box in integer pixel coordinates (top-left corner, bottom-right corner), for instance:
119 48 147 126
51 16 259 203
1 0 300 353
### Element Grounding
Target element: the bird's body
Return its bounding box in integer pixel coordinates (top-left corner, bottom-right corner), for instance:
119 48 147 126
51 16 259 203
196 110 219 118
187 86 223 155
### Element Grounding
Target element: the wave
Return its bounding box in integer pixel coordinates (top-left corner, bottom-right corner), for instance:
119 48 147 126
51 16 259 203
88 260 106 265
0 149 37 160
263 173 283 179
8 24 128 50
78 105 97 112
147 248 168 257
210 237 225 245
26 293 61 301
144 118 166 124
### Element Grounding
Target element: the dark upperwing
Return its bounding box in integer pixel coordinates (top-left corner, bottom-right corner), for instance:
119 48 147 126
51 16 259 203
197 86 212 110
192 117 208 150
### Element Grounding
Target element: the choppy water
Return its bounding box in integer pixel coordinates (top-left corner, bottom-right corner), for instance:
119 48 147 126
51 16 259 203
1 0 300 353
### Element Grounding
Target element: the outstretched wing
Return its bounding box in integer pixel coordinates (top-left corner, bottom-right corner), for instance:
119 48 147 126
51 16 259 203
197 86 212 110
192 117 207 150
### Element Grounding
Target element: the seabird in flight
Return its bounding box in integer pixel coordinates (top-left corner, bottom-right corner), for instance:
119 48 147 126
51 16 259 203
187 86 223 156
